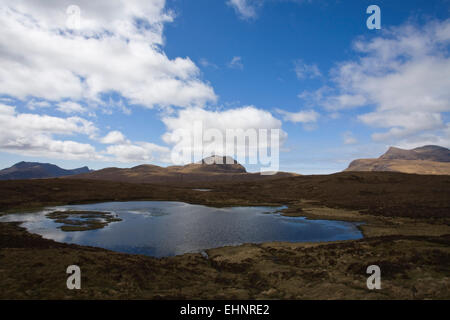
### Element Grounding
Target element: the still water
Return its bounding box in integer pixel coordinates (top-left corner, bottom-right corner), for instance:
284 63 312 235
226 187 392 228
0 201 363 257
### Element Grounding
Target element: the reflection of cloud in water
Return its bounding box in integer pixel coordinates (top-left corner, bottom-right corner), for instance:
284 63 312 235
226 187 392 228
126 208 168 218
38 228 71 242
0 211 47 223
0 201 363 257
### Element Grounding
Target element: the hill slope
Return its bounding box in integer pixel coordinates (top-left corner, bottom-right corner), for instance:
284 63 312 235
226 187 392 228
68 155 296 184
346 145 450 175
0 162 91 180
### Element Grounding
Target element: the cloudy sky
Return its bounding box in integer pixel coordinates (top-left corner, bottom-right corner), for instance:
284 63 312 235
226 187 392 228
0 0 449 173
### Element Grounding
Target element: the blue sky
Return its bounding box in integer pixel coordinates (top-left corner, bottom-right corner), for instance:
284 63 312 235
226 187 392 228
0 0 449 173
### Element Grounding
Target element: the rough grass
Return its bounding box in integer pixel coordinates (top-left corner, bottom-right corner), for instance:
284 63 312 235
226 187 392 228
0 222 448 299
0 171 449 299
0 171 449 219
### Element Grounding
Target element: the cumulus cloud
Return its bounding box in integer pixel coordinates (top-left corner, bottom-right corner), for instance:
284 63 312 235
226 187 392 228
0 0 220 163
301 19 450 147
100 131 127 145
27 100 52 110
393 125 450 150
57 101 88 114
0 0 216 109
105 142 170 163
162 106 286 164
0 104 99 159
322 94 367 111
276 109 319 124
0 103 171 162
100 130 170 162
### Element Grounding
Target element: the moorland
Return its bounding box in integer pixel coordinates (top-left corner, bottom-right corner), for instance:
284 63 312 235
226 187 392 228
1 171 449 299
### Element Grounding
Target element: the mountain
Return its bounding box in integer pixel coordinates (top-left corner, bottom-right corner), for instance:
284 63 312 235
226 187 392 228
379 145 450 162
345 145 450 175
183 155 246 174
0 162 92 180
68 155 296 184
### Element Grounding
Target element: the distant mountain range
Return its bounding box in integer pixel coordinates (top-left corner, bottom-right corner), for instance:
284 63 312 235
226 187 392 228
67 155 297 184
345 145 450 175
4 146 448 182
0 162 92 180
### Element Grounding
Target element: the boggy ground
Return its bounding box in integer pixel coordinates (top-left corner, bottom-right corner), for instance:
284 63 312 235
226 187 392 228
0 171 449 299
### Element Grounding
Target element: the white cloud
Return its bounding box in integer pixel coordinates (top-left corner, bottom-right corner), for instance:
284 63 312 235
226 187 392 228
227 0 312 20
101 97 132 115
276 109 319 123
105 142 170 163
57 101 88 114
294 60 321 79
323 94 367 110
27 100 52 110
199 58 218 69
0 104 99 159
100 131 127 145
393 125 450 149
0 104 17 116
162 106 286 161
302 19 450 147
0 103 172 162
227 0 258 19
0 1 217 109
358 111 444 140
228 56 244 70
100 130 170 162
0 0 219 163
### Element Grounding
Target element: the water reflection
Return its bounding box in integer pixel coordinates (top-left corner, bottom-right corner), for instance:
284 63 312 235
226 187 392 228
0 201 363 257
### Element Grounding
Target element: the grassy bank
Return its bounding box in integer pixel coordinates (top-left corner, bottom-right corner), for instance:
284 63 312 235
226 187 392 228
1 222 449 299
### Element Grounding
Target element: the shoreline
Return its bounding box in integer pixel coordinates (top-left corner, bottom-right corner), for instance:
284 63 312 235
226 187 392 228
1 220 449 299
1 183 449 259
0 199 367 258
